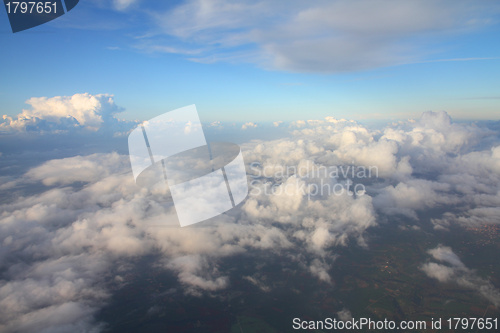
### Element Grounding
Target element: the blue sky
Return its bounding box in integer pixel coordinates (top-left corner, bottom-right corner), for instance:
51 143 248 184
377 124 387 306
1 0 499 123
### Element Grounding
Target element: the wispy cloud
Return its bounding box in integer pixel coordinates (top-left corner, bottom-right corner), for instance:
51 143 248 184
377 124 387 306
136 0 499 73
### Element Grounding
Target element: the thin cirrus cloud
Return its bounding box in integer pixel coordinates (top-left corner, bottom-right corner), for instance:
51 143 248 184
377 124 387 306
135 0 499 72
2 94 500 331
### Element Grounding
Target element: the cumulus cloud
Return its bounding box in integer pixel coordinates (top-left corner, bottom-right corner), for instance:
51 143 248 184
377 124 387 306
421 245 500 307
244 110 500 227
138 0 498 72
2 109 500 331
0 149 375 330
241 122 258 130
373 179 456 218
0 153 150 332
337 308 353 322
0 93 127 133
309 258 333 283
428 245 465 268
208 120 222 128
0 255 108 333
166 255 229 295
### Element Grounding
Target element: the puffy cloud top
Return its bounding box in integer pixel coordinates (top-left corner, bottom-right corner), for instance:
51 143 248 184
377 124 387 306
1 93 124 133
2 106 500 331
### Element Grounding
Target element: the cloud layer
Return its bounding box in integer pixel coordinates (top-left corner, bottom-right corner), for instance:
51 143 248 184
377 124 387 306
1 107 500 331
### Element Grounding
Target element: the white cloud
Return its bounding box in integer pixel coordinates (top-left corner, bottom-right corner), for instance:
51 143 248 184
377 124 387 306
208 120 222 128
241 122 258 130
428 245 465 268
0 93 126 133
243 275 271 292
421 245 500 307
309 258 332 283
337 308 353 322
2 109 500 331
421 262 456 282
1 146 375 329
0 254 108 332
166 255 229 295
25 152 128 186
140 0 498 72
373 179 456 218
